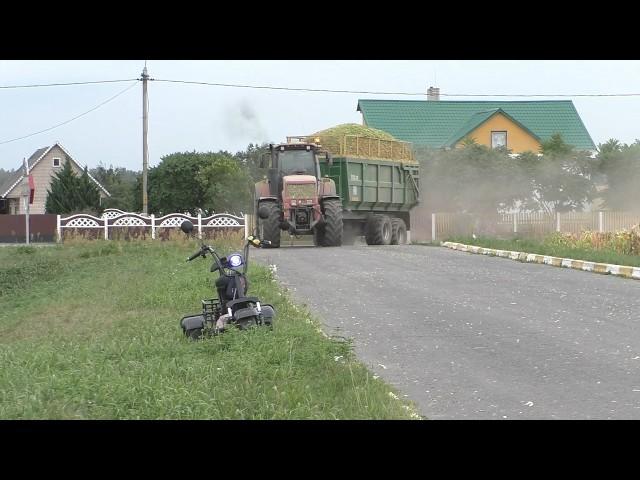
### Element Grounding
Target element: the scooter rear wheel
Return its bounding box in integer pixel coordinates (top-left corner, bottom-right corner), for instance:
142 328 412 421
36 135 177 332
186 327 204 340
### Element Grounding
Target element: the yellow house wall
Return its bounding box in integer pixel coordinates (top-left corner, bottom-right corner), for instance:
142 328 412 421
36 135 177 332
456 113 541 153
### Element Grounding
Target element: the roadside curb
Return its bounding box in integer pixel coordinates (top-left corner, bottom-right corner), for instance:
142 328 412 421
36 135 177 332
442 241 640 281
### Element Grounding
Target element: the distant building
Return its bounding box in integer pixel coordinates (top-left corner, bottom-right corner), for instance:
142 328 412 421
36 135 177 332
357 93 596 154
0 142 110 214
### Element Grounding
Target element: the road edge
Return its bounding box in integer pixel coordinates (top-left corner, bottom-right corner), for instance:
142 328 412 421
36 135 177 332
442 241 640 281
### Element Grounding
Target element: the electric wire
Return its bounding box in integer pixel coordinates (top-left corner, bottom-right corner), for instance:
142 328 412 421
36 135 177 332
0 81 139 145
2 76 640 98
152 78 640 98
0 79 139 89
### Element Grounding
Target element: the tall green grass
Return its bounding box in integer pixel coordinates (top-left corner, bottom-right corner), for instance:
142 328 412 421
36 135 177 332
0 240 419 419
448 236 640 267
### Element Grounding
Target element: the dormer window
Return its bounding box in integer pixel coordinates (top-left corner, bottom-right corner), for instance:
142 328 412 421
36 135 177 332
53 157 61 167
491 131 507 149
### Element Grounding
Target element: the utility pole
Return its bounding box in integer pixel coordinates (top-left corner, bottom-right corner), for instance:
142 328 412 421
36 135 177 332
23 158 30 245
141 63 150 214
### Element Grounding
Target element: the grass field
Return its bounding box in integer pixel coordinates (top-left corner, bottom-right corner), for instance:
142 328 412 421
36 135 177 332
0 238 419 419
447 236 640 268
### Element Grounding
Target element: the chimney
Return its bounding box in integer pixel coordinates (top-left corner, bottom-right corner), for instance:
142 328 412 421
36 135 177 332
427 86 440 101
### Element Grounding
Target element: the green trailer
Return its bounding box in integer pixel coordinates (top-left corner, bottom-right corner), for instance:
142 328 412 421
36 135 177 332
319 156 420 245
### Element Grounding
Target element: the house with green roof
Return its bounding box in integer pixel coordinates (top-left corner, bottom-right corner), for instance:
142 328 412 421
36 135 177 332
357 96 596 154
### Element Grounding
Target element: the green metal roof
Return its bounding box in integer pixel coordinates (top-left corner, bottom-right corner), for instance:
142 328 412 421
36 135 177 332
357 100 596 151
443 108 542 147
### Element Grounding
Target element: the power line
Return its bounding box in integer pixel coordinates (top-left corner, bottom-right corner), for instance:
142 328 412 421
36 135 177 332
0 79 139 89
440 93 640 98
0 81 138 145
153 78 427 96
153 78 640 98
2 75 640 98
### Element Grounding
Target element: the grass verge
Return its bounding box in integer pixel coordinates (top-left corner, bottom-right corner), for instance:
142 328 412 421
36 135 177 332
0 239 419 419
447 236 640 268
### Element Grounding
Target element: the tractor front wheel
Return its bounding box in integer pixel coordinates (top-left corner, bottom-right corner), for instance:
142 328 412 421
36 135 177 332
320 199 343 247
257 201 281 248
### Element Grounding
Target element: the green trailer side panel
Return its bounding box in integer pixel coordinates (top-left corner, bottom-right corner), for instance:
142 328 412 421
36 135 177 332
319 156 419 213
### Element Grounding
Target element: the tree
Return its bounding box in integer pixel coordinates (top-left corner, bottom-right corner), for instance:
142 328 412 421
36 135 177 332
414 133 597 215
45 157 102 214
198 153 252 214
234 142 269 183
78 167 101 212
415 143 529 214
524 134 597 213
144 151 252 215
597 139 640 211
0 168 15 187
91 163 139 211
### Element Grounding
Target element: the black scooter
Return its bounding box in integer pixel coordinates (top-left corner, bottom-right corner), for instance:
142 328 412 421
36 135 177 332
179 220 276 340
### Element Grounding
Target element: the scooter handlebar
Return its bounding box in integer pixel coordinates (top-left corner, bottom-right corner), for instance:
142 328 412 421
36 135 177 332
187 249 203 262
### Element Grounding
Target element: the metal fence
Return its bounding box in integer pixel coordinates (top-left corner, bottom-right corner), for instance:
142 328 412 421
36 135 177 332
428 211 640 243
57 208 248 242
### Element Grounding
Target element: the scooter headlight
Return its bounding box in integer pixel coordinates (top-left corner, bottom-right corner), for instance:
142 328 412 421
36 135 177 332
228 253 244 269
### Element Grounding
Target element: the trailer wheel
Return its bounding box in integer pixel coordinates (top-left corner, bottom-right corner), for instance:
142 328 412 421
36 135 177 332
365 215 392 245
321 199 343 247
390 218 407 245
257 201 281 248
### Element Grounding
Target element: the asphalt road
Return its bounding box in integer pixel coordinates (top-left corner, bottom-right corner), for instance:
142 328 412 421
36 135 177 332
253 242 640 419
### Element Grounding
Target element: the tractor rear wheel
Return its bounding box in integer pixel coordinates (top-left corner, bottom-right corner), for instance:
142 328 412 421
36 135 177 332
258 201 281 248
320 199 343 247
390 218 407 245
365 215 392 245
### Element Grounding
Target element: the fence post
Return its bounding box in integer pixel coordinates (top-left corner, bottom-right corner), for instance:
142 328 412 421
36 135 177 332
556 212 561 232
103 214 108 240
513 214 518 234
599 211 604 233
244 214 249 239
197 212 202 239
431 213 436 243
56 215 61 243
151 214 155 240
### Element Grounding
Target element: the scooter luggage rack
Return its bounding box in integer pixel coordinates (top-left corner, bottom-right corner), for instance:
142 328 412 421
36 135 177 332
201 298 221 323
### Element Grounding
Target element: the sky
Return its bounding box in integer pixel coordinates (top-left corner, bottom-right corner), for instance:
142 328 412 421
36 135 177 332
1 60 640 172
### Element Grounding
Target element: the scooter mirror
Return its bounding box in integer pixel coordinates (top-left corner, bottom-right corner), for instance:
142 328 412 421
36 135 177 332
180 220 194 234
257 205 271 219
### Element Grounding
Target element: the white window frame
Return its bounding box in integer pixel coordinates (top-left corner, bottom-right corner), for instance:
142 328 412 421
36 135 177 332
491 131 507 149
53 157 61 167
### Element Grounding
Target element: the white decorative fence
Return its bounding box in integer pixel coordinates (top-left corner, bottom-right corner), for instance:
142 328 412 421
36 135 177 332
428 211 640 243
57 208 248 242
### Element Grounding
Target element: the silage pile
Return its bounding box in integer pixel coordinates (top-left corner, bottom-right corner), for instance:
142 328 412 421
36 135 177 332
307 123 416 163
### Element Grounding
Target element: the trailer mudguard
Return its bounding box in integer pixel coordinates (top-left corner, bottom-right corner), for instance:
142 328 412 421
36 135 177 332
181 314 205 331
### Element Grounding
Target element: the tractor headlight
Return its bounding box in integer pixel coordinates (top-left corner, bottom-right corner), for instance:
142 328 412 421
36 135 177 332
228 253 244 269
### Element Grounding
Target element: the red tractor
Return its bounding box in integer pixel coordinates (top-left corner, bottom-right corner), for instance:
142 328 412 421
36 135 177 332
254 142 342 248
